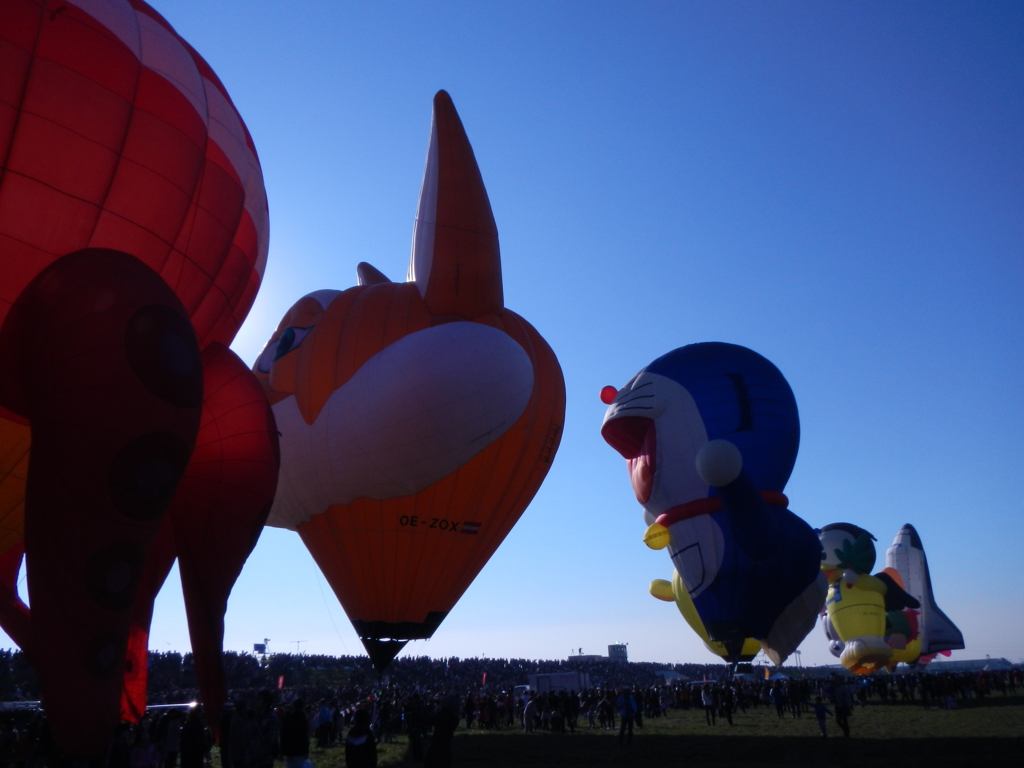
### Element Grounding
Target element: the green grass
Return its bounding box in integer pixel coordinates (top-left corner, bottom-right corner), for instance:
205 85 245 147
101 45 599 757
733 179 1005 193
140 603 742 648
306 696 1024 768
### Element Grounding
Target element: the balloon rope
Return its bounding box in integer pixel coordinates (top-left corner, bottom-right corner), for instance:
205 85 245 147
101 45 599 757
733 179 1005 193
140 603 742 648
313 562 349 654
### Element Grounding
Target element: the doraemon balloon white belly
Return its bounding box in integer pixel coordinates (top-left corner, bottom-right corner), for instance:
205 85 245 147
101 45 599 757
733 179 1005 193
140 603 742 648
601 342 827 665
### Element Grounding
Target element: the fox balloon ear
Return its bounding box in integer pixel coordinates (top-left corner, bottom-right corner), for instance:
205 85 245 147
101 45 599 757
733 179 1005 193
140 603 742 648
357 262 391 286
407 90 503 318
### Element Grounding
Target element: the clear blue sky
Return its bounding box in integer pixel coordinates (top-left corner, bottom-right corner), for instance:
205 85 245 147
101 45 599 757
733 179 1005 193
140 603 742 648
10 1 1023 667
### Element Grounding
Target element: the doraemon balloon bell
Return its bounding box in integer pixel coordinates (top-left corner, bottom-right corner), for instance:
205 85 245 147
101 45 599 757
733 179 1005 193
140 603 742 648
601 342 826 665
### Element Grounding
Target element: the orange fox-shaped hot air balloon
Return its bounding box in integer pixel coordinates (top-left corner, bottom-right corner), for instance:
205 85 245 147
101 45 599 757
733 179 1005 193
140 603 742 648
255 91 565 671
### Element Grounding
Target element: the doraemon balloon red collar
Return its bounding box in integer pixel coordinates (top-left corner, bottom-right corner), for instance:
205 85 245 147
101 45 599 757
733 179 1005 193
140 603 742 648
602 342 826 665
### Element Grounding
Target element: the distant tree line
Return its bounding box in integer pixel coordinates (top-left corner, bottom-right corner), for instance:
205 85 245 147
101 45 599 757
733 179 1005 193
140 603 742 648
0 648 736 702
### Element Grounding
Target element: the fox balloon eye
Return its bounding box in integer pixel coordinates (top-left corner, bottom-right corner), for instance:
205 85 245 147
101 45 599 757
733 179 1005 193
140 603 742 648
255 343 276 374
256 327 312 373
273 327 312 362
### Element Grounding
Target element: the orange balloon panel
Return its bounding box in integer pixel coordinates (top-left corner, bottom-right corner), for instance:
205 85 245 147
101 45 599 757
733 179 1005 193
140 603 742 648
293 283 432 425
296 310 563 632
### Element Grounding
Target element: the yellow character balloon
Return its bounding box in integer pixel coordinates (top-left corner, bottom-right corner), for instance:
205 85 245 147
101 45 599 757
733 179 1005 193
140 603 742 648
819 523 920 674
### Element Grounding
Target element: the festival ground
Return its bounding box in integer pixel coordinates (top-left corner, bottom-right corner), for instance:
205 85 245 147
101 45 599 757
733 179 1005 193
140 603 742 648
272 693 1024 768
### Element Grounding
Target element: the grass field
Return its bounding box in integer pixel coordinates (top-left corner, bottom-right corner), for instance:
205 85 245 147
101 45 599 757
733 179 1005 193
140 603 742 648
308 695 1024 768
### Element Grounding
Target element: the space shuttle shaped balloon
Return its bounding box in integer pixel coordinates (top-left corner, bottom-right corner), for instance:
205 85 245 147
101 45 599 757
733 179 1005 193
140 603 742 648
885 524 964 659
601 343 826 665
256 91 565 672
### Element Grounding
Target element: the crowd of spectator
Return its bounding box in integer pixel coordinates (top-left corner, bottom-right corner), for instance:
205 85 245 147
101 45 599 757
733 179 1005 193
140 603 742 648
0 650 1019 768
132 653 734 710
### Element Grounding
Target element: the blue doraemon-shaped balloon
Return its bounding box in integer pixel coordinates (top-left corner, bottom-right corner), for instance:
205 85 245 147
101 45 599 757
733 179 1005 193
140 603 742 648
601 342 826 664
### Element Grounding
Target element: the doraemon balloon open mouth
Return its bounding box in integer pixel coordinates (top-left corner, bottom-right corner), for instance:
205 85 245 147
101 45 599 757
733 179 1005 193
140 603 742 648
601 415 656 504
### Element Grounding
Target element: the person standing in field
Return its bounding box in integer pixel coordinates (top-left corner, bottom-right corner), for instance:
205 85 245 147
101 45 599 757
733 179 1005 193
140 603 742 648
834 683 854 738
701 685 716 726
179 708 209 768
424 697 459 768
522 697 538 733
616 689 637 745
770 683 785 719
280 699 309 768
252 691 280 768
344 709 376 768
130 730 160 768
809 696 834 737
314 701 331 749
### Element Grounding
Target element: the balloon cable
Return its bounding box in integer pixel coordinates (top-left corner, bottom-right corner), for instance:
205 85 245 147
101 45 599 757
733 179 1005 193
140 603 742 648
313 562 349 655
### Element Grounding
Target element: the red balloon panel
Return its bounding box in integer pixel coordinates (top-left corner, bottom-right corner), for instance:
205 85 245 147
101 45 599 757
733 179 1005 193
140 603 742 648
0 0 268 348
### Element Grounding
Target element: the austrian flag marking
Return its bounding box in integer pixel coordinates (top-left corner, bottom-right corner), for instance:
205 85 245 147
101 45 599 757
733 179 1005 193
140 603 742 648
461 521 481 535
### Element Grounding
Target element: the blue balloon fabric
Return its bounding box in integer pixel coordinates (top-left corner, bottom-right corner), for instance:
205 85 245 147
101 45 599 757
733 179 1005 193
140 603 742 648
602 342 826 664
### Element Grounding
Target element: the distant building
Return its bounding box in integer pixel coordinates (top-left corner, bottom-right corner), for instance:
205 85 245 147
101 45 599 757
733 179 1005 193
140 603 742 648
567 654 603 663
608 644 628 663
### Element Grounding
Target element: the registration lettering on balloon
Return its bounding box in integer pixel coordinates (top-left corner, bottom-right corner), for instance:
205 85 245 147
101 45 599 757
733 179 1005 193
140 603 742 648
397 515 470 533
255 91 565 673
0 1 279 755
602 343 827 666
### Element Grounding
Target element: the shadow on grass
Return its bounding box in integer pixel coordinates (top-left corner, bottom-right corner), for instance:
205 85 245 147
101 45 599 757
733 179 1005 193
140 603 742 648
356 698 1024 767
441 733 1020 767
951 694 1024 708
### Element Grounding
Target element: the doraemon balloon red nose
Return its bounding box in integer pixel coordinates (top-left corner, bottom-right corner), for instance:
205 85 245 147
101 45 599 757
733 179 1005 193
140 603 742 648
601 342 826 664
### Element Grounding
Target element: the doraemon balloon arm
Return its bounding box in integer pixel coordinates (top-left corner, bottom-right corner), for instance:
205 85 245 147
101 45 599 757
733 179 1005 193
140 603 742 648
649 572 762 663
650 578 675 602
